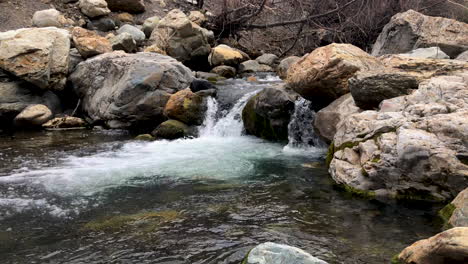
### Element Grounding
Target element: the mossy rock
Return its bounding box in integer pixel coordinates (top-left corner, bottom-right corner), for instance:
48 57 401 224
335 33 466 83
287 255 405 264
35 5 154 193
438 203 455 228
152 120 190 140
135 134 155 141
391 254 404 264
336 184 376 199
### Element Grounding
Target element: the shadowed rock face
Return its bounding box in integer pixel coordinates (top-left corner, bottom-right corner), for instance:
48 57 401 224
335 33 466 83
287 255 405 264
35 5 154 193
372 10 468 58
70 51 193 129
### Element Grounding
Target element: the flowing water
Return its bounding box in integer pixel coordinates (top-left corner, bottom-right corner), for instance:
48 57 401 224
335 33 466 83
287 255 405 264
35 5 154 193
0 75 443 263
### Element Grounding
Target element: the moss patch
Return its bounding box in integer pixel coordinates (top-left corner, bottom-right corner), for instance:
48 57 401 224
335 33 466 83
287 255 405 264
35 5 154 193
438 203 455 228
391 254 403 264
336 184 376 199
325 142 335 168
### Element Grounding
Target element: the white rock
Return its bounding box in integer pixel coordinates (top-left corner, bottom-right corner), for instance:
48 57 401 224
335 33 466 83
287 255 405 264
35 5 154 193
245 242 328 264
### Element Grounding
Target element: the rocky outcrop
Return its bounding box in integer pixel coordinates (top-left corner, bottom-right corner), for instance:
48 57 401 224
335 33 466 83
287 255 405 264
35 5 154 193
277 56 300 79
395 227 468 264
0 80 60 129
72 27 112 58
286 44 382 108
314 94 360 143
440 187 468 228
150 9 212 68
239 60 273 73
329 74 468 201
164 88 206 126
106 0 145 13
0 27 70 91
70 52 193 129
372 10 468 58
243 242 328 264
402 47 450 59
152 119 191 140
13 104 52 127
208 44 250 67
242 88 296 141
79 0 110 18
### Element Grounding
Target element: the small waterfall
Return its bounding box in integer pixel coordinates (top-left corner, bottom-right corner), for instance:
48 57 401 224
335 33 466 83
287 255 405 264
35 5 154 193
285 98 326 150
199 90 259 137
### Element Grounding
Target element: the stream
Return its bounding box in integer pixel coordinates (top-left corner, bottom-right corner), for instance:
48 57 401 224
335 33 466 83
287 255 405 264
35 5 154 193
0 75 442 263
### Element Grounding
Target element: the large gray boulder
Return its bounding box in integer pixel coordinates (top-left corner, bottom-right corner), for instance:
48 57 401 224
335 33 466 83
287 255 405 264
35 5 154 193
242 87 296 141
70 51 194 129
372 10 468 58
0 80 60 129
329 74 468 201
0 27 70 91
243 242 328 264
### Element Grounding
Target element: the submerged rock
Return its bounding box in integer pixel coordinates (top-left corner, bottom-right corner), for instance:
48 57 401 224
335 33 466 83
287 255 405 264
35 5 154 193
242 87 296 141
243 242 328 264
396 227 468 264
152 119 191 139
134 134 155 141
0 27 70 91
164 88 206 126
372 10 468 58
70 52 193 129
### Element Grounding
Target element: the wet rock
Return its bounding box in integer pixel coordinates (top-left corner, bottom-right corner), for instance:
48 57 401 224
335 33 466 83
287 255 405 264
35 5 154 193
286 44 382 108
32 9 69 28
372 10 468 58
134 134 155 141
243 242 328 264
401 47 450 59
0 27 70 91
106 0 145 13
456 51 468 61
150 9 212 68
110 32 137 53
117 24 145 44
242 87 295 141
211 65 236 78
188 11 206 25
152 119 190 139
14 104 52 127
329 74 468 201
43 116 87 129
87 17 116 32
190 79 215 93
70 52 193 129
142 16 160 38
256 53 278 67
78 0 110 18
239 60 273 73
72 27 112 58
208 44 250 67
277 56 300 79
164 88 206 126
440 187 468 228
314 94 360 143
396 227 468 264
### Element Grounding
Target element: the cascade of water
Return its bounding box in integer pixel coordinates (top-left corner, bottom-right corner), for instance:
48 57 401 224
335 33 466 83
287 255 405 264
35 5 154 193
199 90 260 137
285 98 326 150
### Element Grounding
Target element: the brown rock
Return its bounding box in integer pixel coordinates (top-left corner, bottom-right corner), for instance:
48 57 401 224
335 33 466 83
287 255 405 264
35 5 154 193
14 104 53 127
72 27 112 58
164 88 206 126
43 116 87 129
208 44 250 67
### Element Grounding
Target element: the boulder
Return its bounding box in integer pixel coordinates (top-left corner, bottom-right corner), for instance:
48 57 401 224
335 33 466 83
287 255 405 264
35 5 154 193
255 53 279 67
277 56 300 79
188 11 206 25
70 52 193 129
152 119 191 140
87 17 116 32
314 94 361 143
164 88 206 125
286 44 382 108
117 24 145 44
208 44 250 67
401 47 450 59
440 188 468 228
110 32 137 53
242 88 296 141
14 104 52 127
43 116 87 129
72 27 112 58
456 51 468 61
211 65 236 78
396 227 468 264
329 74 468 201
0 81 60 128
106 0 145 13
372 10 468 58
0 27 70 91
78 0 110 18
142 16 160 38
190 79 215 93
135 134 155 141
150 9 212 68
243 242 328 264
239 60 273 73
32 9 69 28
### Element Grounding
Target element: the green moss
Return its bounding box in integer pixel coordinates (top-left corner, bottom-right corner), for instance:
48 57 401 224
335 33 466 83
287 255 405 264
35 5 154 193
83 210 180 232
240 249 252 264
438 203 455 228
325 142 335 168
135 134 155 141
395 189 445 202
391 254 403 264
337 184 376 199
371 157 381 163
